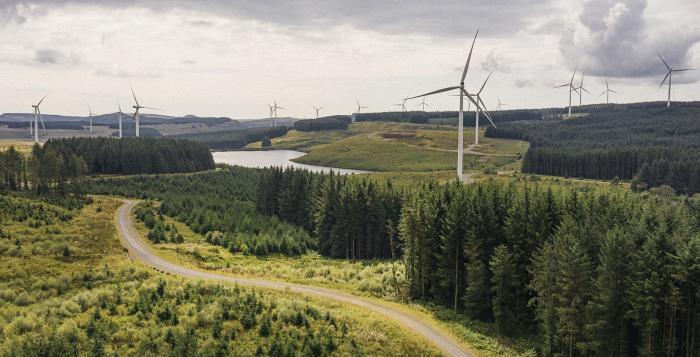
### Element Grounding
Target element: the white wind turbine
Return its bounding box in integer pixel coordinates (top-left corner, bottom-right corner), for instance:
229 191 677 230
267 104 275 127
472 71 497 146
273 100 284 127
130 86 158 138
555 68 579 116
657 51 693 108
405 30 483 181
355 99 368 114
600 79 619 104
30 96 47 143
496 97 506 111
418 97 430 111
313 105 324 119
576 74 591 106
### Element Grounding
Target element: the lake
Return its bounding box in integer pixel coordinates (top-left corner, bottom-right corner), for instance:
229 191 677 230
212 150 369 175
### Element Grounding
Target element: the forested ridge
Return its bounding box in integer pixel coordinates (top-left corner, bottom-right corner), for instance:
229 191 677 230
176 126 288 150
293 116 350 131
486 102 700 194
86 165 700 356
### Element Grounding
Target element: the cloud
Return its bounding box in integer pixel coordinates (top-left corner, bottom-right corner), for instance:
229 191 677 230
559 0 700 81
0 0 556 38
95 65 162 78
515 78 535 88
481 51 511 73
34 49 80 66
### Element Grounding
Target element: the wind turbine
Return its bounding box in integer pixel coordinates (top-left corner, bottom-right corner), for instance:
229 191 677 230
273 100 284 127
600 79 619 104
555 68 579 116
405 30 483 181
313 105 324 119
472 71 497 146
355 99 368 114
88 105 94 134
31 96 47 143
130 86 158 138
418 97 430 111
576 74 591 106
657 51 693 108
267 104 275 127
496 97 506 111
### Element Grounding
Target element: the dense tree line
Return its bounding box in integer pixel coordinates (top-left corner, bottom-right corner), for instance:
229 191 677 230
355 109 544 126
0 145 88 198
400 180 700 356
44 137 214 175
86 168 315 256
256 168 403 259
293 116 350 131
176 126 288 150
487 102 700 194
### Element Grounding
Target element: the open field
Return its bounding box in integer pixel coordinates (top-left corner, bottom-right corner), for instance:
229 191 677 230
0 139 37 153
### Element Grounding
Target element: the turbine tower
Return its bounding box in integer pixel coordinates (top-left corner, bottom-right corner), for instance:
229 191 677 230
405 30 483 181
496 97 506 111
472 71 497 146
555 68 579 116
600 79 619 104
267 104 275 127
418 98 430 111
130 86 157 138
31 96 47 143
117 103 124 138
657 51 693 108
88 105 94 134
313 106 324 119
576 74 591 107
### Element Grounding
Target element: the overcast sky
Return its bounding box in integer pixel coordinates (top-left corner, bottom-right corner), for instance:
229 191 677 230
0 0 698 118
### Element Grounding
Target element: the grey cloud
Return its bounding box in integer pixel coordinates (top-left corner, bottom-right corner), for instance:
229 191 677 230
34 49 80 66
559 0 700 81
481 51 510 73
95 66 162 78
0 0 556 38
515 78 534 88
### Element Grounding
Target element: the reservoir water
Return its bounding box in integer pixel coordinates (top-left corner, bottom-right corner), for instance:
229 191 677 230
212 150 369 175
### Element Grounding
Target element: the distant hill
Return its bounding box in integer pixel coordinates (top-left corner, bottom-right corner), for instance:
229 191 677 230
0 112 239 127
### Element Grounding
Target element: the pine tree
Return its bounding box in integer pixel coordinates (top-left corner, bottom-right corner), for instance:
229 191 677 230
490 244 517 335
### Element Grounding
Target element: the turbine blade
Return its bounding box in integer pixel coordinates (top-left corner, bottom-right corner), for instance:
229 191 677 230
569 67 577 84
673 68 693 72
657 51 671 70
610 90 620 94
406 86 461 100
599 91 607 96
37 95 47 107
478 96 497 128
139 106 161 111
554 84 570 88
659 71 671 89
130 85 140 107
461 29 479 83
462 88 480 110
582 87 592 95
39 110 46 133
478 71 493 95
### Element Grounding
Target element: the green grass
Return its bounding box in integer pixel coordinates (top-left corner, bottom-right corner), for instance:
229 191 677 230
132 206 537 357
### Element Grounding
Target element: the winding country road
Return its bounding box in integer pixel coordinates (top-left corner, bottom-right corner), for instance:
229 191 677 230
115 200 471 357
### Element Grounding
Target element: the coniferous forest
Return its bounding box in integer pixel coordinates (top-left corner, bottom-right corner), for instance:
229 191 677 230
486 102 700 194
293 116 350 132
86 165 700 356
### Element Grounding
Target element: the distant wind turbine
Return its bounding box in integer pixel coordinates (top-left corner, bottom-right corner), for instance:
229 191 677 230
418 97 430 111
273 100 284 127
267 104 275 127
130 86 158 138
600 79 619 104
657 51 693 108
576 74 591 107
555 68 579 116
496 97 506 111
472 71 497 146
355 99 368 114
117 103 124 138
405 30 482 181
88 105 94 134
313 106 324 119
31 96 47 143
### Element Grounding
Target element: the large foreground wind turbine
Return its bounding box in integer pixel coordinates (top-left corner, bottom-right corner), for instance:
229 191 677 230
555 68 579 116
31 96 47 143
576 74 591 106
405 30 482 181
472 71 496 146
600 80 619 104
657 51 693 108
312 106 324 119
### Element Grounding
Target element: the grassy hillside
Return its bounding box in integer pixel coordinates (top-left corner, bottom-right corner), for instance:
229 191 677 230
0 194 443 356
